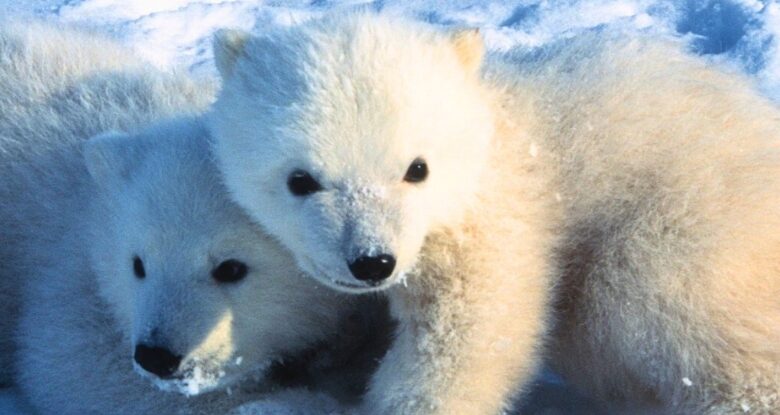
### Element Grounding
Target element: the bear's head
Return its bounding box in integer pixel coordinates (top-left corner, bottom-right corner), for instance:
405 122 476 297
209 14 495 293
83 118 342 395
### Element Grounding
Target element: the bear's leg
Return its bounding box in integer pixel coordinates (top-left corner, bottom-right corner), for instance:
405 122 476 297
361 229 553 415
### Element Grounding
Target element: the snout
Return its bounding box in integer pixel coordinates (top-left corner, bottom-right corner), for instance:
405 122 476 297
134 344 182 379
347 254 396 283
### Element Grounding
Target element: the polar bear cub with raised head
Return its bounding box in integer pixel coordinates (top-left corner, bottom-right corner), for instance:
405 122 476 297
209 13 780 415
1 24 373 414
209 13 559 415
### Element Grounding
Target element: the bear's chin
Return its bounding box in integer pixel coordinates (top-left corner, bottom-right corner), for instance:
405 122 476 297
133 358 271 397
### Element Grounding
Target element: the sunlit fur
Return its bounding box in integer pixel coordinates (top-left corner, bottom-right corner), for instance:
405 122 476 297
209 16 498 293
212 13 780 414
0 24 359 414
500 35 780 414
209 14 560 414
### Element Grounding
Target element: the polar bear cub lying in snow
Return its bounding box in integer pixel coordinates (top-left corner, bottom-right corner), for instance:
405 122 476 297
210 14 560 415
209 13 780 415
1 24 385 415
17 119 357 414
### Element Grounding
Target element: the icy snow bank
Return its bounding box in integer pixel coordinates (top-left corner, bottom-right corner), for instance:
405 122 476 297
46 0 780 101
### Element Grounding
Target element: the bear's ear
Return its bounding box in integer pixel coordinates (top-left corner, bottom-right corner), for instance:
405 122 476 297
213 28 251 79
450 28 484 75
84 131 143 191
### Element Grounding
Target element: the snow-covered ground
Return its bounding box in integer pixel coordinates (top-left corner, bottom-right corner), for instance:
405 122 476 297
0 0 778 414
2 0 779 101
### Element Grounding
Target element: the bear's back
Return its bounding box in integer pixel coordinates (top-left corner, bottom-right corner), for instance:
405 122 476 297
494 33 780 408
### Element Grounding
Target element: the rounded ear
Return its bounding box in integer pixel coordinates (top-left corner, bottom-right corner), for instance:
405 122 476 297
450 28 484 75
213 28 251 79
84 131 142 190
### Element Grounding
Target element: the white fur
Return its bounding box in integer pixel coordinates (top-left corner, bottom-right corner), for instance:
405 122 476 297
1 24 369 414
209 14 559 415
209 15 496 293
210 13 780 415
502 35 780 413
0 21 214 386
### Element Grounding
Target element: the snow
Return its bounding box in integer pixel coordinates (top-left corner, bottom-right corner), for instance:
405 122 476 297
1 0 775 101
0 0 779 413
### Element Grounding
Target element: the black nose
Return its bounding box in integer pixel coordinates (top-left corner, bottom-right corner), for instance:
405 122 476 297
134 344 182 379
348 254 396 283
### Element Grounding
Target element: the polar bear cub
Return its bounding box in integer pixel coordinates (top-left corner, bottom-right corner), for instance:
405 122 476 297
18 121 354 413
0 24 375 414
209 13 780 415
15 119 351 414
209 13 559 415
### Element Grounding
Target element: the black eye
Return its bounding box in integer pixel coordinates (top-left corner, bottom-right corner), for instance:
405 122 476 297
403 158 428 183
287 170 322 196
212 259 248 283
133 256 145 279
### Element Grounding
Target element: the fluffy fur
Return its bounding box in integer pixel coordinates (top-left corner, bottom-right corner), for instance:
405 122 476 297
209 15 560 414
502 36 780 413
1 24 385 414
0 21 214 386
210 13 780 414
